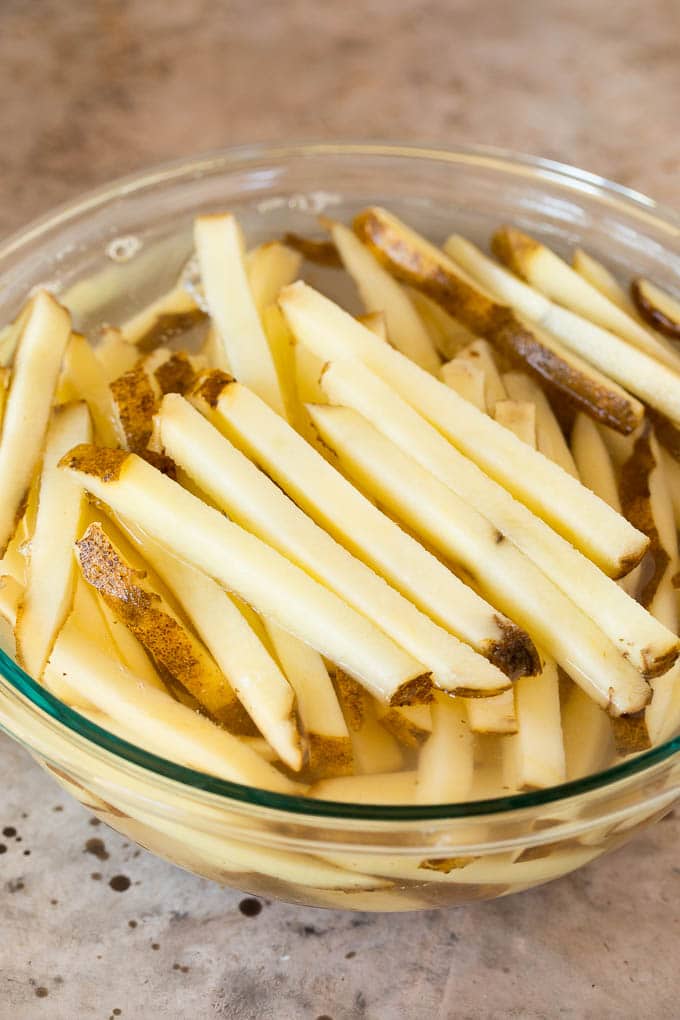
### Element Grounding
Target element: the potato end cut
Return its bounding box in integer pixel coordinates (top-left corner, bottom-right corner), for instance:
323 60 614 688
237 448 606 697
486 616 541 680
611 710 652 755
388 671 433 707
490 226 541 280
631 278 680 340
59 444 130 481
282 233 342 267
190 368 235 408
639 644 680 681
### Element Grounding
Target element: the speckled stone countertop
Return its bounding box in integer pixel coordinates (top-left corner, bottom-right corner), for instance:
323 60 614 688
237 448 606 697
1 2 680 1017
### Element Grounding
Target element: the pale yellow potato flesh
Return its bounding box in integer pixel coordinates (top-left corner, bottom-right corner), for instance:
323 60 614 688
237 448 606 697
570 413 622 513
454 338 507 413
60 333 119 446
245 241 301 314
503 371 578 477
439 359 486 411
417 694 474 803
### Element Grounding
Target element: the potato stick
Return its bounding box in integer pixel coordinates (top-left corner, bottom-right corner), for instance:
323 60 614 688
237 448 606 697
120 529 306 758
14 403 92 679
59 333 119 446
375 702 432 748
449 231 680 423
468 402 535 735
572 249 636 315
329 220 440 372
245 241 302 314
660 449 680 530
416 694 474 803
191 375 537 680
561 680 615 780
491 227 680 371
120 284 204 350
279 280 646 576
466 690 517 735
0 292 71 555
311 771 418 804
47 621 298 793
75 522 267 745
0 574 22 658
349 703 404 774
405 287 479 359
494 400 536 447
265 621 352 779
503 371 578 477
317 360 675 679
357 311 387 338
570 413 622 512
467 403 530 733
307 402 652 715
503 660 566 790
61 446 431 706
95 328 138 382
439 359 486 411
261 305 306 430
501 408 565 791
355 211 643 435
194 213 285 415
631 278 680 341
454 338 507 413
166 394 506 697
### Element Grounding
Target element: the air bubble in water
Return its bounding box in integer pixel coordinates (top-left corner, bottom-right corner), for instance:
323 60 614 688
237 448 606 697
106 235 142 263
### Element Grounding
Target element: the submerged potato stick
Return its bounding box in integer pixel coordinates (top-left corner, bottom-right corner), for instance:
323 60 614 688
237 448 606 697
60 445 432 706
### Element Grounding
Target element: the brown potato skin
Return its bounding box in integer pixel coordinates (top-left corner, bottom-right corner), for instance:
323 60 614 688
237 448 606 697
354 208 641 435
631 279 680 340
282 233 342 268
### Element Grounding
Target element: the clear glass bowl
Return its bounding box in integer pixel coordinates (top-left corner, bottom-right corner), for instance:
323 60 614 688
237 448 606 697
1 142 679 912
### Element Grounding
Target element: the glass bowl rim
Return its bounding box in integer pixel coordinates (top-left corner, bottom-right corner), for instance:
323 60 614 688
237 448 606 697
1 139 679 823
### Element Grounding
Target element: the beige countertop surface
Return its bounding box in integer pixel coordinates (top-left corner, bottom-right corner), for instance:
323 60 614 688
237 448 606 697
1 2 679 1017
